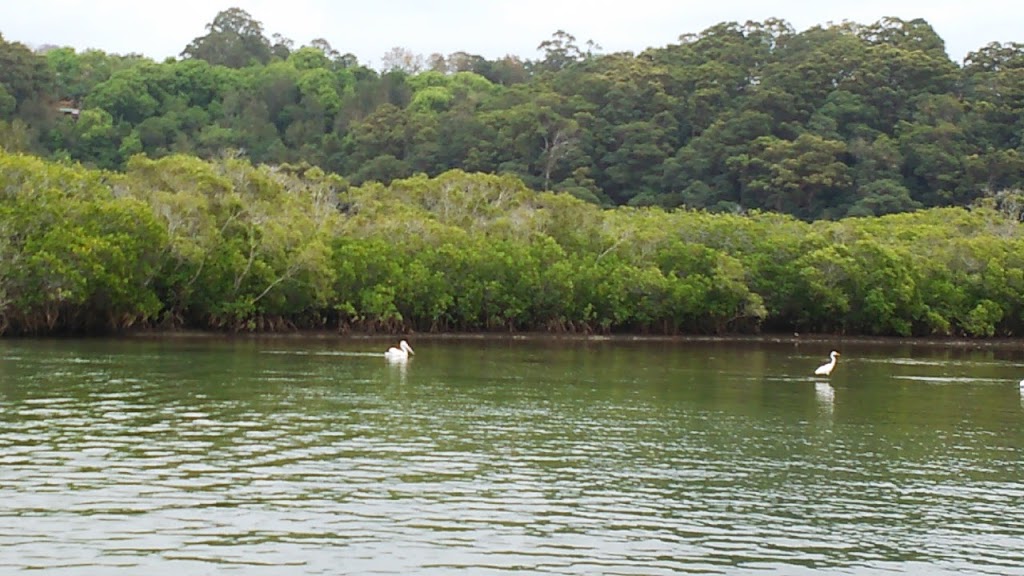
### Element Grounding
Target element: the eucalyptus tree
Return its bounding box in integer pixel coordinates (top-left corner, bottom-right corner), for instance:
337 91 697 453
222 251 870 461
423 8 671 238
180 7 273 68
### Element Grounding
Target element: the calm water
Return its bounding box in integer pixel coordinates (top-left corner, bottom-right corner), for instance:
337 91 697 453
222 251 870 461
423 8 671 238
1 337 1022 575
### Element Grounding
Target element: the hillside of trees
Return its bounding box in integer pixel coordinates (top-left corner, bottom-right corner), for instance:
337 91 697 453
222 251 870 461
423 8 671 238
2 10 1024 338
3 9 1024 220
1 149 1023 338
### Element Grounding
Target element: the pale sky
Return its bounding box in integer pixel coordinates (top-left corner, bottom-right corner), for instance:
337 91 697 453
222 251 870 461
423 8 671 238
1 0 1019 67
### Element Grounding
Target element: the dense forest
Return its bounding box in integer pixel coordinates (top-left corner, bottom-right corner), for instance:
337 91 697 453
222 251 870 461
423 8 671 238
2 10 1024 338
1 149 1023 338
2 8 1024 219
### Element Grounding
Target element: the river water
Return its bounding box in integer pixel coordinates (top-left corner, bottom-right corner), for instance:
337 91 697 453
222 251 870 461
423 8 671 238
1 337 1022 575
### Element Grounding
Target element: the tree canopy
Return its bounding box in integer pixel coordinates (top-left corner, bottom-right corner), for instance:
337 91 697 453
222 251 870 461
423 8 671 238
1 149 1023 338
3 10 1024 339
3 11 1024 219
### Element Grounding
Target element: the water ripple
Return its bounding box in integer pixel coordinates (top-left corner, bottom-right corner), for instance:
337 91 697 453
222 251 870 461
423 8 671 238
1 341 1023 575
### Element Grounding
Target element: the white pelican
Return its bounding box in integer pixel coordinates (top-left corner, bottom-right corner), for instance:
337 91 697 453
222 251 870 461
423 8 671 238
814 351 840 376
384 340 414 361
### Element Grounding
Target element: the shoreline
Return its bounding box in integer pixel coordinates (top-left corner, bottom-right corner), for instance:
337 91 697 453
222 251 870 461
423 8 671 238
92 328 1024 350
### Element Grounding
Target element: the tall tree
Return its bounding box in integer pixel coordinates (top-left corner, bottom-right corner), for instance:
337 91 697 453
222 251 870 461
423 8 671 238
0 33 55 120
181 8 272 68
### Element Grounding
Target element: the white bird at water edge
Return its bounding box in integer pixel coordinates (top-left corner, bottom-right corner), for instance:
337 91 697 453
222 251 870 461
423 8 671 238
814 351 840 376
385 340 415 361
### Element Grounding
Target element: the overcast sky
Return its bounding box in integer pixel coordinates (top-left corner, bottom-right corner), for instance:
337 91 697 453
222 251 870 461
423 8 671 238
1 0 1020 67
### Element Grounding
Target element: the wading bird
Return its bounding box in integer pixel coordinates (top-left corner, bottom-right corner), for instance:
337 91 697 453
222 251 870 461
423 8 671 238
814 351 840 376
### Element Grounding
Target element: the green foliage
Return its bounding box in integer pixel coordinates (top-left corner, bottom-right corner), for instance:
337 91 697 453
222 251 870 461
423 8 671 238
5 13 1023 221
7 13 1024 337
409 86 453 114
180 7 273 68
120 154 339 330
0 151 1022 337
0 152 165 333
0 34 54 118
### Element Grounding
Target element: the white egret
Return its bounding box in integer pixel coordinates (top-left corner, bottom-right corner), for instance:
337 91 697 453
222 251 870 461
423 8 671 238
814 351 840 376
385 340 415 361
